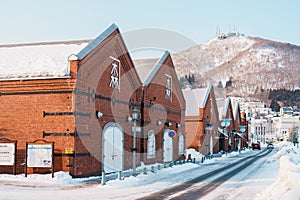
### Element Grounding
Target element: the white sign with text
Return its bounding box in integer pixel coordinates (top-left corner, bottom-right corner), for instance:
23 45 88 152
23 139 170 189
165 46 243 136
27 144 52 168
0 143 15 166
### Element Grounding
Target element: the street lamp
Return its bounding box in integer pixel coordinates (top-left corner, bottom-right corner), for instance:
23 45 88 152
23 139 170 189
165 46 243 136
221 119 230 151
131 108 139 176
231 130 237 150
220 119 230 152
239 125 247 150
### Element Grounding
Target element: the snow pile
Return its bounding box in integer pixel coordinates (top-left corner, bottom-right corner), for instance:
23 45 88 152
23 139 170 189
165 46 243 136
266 141 298 163
0 171 97 187
186 148 202 162
256 143 300 200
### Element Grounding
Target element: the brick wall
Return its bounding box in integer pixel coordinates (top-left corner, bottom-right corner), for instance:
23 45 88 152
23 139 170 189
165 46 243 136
70 29 142 177
142 54 186 164
0 78 76 174
0 29 186 178
185 87 221 155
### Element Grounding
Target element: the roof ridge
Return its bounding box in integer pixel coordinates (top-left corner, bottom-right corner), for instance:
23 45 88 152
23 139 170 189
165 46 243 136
76 23 119 60
143 51 170 86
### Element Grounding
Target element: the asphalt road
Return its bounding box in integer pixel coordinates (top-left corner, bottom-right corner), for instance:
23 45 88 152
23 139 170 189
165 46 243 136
137 149 272 200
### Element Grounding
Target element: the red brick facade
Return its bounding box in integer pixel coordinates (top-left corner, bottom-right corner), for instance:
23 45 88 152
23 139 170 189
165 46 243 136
185 85 220 155
0 24 185 177
141 52 186 164
0 78 75 174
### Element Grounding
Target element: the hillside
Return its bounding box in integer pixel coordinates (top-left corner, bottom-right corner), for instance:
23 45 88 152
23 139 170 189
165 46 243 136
172 34 300 99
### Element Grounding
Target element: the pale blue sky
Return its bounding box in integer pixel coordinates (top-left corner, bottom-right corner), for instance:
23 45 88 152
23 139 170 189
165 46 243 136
1 0 299 47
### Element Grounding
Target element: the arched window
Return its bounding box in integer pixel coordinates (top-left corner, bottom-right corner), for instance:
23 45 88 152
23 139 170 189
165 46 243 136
178 134 184 155
147 131 156 159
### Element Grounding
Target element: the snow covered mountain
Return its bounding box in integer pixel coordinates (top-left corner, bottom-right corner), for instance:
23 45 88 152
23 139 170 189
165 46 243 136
170 34 300 97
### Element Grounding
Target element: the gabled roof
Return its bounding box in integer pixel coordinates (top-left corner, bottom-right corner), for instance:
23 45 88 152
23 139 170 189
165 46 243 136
216 98 225 119
76 23 118 60
223 97 231 117
232 101 240 120
143 51 170 86
201 83 212 108
182 86 209 116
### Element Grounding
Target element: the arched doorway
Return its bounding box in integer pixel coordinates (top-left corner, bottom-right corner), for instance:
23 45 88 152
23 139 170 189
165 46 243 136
102 122 124 173
163 129 173 163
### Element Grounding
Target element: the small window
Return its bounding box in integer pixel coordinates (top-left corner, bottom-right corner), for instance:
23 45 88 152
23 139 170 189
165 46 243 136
178 134 184 155
147 131 156 159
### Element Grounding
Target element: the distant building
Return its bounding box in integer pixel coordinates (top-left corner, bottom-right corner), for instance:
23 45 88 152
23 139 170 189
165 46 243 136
183 84 220 155
272 116 299 141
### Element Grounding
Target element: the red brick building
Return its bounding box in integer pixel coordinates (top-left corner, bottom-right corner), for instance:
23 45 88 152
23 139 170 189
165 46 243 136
220 97 236 152
0 24 185 177
183 84 220 155
232 101 248 150
138 52 186 164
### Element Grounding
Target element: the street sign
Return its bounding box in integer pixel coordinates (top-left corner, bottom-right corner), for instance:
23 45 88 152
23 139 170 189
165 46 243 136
168 130 176 138
132 126 141 132
65 147 73 154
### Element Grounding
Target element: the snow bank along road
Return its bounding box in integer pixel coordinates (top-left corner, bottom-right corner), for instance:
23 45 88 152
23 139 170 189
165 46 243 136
138 149 273 200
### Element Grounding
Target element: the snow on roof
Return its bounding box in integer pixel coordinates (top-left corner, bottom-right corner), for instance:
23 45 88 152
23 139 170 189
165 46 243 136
216 98 225 119
232 100 239 120
223 97 231 117
0 40 89 80
0 24 123 80
182 87 208 116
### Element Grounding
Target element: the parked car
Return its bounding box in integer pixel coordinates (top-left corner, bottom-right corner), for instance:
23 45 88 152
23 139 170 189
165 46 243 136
252 142 261 150
267 144 274 149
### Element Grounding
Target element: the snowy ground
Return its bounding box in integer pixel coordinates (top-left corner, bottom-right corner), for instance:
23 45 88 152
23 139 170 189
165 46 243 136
0 141 299 200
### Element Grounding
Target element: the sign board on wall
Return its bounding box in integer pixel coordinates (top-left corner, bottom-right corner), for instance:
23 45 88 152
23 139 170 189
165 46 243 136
168 130 176 138
27 144 52 168
65 147 73 154
0 143 15 166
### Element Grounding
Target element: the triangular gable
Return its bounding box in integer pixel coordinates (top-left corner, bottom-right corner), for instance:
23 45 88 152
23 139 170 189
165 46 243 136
223 97 231 117
182 87 206 116
233 101 241 121
209 86 221 125
143 51 170 86
234 102 242 128
216 98 225 119
201 84 212 108
143 51 185 109
223 97 234 123
76 24 118 60
74 24 142 88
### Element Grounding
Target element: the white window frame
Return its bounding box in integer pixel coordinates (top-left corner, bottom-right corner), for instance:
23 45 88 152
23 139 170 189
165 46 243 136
178 134 184 155
147 130 156 159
